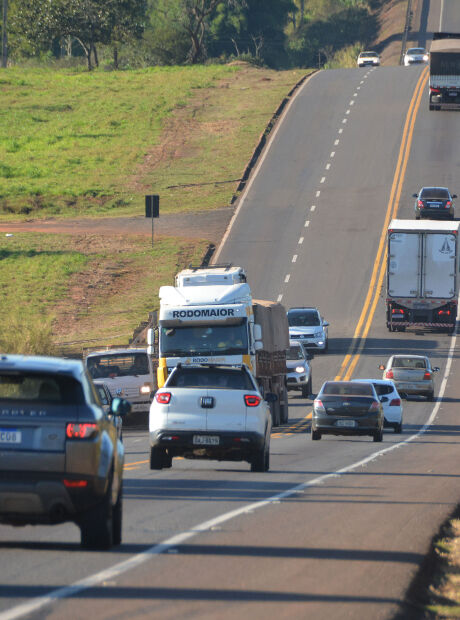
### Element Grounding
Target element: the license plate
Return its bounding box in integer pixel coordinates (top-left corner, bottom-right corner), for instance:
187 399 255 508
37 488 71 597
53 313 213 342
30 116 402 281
0 429 22 444
336 419 356 428
398 383 415 389
449 92 458 96
193 435 220 446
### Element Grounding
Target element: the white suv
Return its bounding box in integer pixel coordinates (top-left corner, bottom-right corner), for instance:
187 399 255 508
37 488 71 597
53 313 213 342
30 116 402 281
287 307 329 352
149 365 272 472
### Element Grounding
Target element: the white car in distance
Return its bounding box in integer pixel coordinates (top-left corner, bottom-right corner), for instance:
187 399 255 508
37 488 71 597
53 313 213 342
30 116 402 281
357 51 380 67
149 364 273 472
403 47 428 65
353 379 403 433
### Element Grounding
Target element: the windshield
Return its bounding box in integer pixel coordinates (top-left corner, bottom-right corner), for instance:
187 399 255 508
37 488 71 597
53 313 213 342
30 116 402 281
87 352 150 379
0 373 85 406
420 188 449 199
288 310 320 327
167 367 254 389
408 48 426 54
287 345 304 360
160 322 248 357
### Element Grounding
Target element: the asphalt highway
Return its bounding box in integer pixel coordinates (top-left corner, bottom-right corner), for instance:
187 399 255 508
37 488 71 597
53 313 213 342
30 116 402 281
2 4 460 619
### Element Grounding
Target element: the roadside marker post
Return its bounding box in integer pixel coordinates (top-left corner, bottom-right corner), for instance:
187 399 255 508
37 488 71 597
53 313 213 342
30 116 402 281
145 195 160 247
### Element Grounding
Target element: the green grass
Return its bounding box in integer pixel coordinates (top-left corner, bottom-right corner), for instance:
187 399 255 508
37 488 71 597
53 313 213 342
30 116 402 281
0 64 306 218
0 65 238 216
0 232 208 354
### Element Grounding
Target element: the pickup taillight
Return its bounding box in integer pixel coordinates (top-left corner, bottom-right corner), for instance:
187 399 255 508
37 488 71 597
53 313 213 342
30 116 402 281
430 87 440 93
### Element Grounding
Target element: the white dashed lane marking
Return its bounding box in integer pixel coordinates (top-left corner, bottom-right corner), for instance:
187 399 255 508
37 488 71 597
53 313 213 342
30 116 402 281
277 294 283 302
310 205 316 212
316 190 321 197
298 237 304 244
320 177 326 183
334 139 339 145
330 151 335 158
284 274 290 283
326 163 331 170
304 220 310 227
338 128 343 134
292 255 298 263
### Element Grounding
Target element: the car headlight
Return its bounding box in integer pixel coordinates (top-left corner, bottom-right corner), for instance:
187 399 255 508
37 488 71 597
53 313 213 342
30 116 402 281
423 55 428 60
295 366 305 373
140 383 153 395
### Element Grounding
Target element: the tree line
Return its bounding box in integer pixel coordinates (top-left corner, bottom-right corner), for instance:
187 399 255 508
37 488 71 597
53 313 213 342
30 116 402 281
2 0 379 70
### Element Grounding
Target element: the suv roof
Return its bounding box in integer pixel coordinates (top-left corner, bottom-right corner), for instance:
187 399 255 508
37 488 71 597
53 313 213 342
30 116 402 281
0 354 83 378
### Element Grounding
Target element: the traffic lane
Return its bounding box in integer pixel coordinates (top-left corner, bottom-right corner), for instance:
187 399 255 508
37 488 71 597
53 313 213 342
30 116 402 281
441 0 460 31
39 390 460 620
217 66 418 301
400 101 460 216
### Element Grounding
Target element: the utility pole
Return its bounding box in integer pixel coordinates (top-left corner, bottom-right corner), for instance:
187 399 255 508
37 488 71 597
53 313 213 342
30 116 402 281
1 0 7 68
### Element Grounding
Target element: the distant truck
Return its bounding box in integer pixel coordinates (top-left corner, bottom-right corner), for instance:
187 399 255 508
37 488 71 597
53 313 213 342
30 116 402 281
386 219 459 332
156 265 290 425
85 347 155 423
429 32 460 110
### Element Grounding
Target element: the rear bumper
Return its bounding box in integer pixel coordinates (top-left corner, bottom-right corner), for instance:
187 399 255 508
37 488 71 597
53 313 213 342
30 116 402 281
0 473 108 525
393 382 433 396
312 413 382 436
150 429 265 461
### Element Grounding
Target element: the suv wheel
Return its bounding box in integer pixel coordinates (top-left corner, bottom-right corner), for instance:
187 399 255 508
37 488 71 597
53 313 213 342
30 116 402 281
80 479 113 549
427 391 435 402
393 422 402 434
251 440 269 472
280 387 289 424
150 446 165 470
311 429 321 440
112 483 123 546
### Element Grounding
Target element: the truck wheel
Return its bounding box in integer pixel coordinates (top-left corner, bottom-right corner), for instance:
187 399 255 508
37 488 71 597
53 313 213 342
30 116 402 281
112 483 123 546
270 399 281 427
80 480 113 549
163 451 173 468
280 388 289 424
415 215 420 220
311 429 321 440
429 104 434 110
150 446 164 470
393 422 402 434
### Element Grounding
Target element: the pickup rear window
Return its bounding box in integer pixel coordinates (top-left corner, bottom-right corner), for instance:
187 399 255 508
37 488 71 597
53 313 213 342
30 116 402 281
168 368 255 390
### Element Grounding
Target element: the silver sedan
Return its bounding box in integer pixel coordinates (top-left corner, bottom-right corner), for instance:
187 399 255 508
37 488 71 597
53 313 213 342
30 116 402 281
379 355 439 401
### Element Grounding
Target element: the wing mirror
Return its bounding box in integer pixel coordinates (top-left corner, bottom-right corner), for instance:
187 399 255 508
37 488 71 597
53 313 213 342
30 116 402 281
323 321 329 327
453 194 457 199
379 396 389 403
111 397 131 416
433 366 440 372
264 393 278 403
412 193 418 198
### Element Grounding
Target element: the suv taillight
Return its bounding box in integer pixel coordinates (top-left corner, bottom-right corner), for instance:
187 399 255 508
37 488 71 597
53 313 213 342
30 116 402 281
244 394 261 407
385 370 394 379
389 398 401 406
155 392 171 404
418 200 424 208
423 372 431 380
66 423 98 439
369 401 380 412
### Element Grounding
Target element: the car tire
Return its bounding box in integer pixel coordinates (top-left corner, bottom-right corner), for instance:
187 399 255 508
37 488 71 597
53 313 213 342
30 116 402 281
415 214 420 220
373 428 383 442
427 392 435 402
112 483 123 546
394 422 402 434
251 440 269 472
311 429 321 440
301 383 310 399
271 398 281 427
150 446 164 470
80 479 113 549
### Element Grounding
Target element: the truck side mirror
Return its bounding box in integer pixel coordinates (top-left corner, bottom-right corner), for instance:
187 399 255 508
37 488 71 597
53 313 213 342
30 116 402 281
253 324 262 340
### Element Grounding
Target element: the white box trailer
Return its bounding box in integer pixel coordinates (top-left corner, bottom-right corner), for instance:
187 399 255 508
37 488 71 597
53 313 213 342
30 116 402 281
386 219 460 332
429 33 460 111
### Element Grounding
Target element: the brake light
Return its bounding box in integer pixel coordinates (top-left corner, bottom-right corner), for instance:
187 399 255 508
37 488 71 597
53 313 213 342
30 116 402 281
314 399 325 413
418 200 424 208
155 392 171 404
438 310 450 315
392 309 404 314
423 371 432 380
369 401 380 412
385 370 394 379
66 423 98 439
430 87 440 93
446 201 452 207
244 394 261 407
389 398 401 406
63 479 88 488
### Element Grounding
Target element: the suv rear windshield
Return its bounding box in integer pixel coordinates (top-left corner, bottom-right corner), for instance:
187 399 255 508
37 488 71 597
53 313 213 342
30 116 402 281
168 368 255 390
288 309 320 327
0 373 85 406
87 352 149 379
420 188 449 199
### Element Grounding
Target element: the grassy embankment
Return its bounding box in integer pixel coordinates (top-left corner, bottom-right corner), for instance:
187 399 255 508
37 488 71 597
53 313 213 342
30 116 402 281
0 64 305 353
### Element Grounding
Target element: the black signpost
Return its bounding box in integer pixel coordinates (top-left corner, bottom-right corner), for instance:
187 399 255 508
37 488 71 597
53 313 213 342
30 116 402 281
145 195 160 247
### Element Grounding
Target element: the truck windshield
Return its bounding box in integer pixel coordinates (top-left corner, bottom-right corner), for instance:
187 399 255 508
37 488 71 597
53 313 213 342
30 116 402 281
160 322 248 357
87 353 150 379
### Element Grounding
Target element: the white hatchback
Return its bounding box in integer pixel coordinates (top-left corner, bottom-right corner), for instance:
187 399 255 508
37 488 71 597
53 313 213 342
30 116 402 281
149 365 273 472
353 379 403 433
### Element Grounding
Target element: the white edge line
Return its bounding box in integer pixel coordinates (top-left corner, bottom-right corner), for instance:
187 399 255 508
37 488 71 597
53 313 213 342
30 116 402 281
2 327 457 620
212 71 319 264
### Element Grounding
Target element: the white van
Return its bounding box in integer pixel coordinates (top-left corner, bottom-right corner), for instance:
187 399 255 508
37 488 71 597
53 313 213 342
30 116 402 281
85 348 155 420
